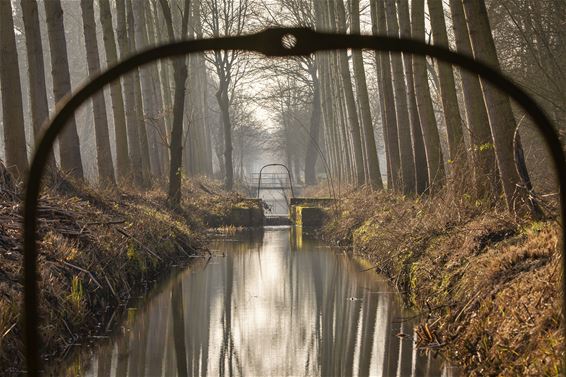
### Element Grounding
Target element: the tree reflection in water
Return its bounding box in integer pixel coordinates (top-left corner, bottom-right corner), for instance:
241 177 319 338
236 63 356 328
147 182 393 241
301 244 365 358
64 228 458 376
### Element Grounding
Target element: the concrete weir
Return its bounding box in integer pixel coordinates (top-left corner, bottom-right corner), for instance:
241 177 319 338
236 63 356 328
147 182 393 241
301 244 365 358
264 214 292 226
228 199 264 227
228 197 334 227
289 198 334 228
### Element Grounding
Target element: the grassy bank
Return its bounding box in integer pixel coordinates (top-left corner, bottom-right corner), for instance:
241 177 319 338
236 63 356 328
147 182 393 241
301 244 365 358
322 188 564 376
0 176 246 373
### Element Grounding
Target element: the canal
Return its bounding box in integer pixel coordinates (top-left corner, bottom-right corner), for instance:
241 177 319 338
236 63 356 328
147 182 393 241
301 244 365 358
60 227 457 376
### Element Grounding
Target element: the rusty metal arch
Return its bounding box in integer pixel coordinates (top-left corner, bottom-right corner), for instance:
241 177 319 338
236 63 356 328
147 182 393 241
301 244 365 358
22 28 565 375
256 163 295 198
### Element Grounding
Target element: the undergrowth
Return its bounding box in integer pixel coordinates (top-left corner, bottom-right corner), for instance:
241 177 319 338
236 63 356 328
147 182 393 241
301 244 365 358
0 173 245 373
322 186 564 376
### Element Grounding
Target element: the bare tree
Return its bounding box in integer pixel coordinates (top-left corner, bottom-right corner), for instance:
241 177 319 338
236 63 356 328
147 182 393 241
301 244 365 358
410 0 445 188
21 0 56 175
370 0 401 190
320 1 348 183
201 0 254 190
44 0 84 179
158 0 191 207
185 0 214 177
259 0 322 185
463 0 536 213
98 0 130 181
384 0 415 194
351 0 383 189
146 0 173 175
333 0 366 187
127 0 152 184
428 0 465 162
0 0 28 179
116 0 144 186
449 0 498 195
133 0 163 177
80 0 116 185
397 0 428 193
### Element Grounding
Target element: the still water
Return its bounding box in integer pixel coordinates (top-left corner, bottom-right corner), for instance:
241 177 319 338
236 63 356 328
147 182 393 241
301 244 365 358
62 227 457 376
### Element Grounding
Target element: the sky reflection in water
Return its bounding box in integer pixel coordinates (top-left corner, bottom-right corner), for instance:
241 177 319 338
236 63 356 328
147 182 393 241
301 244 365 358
66 227 457 377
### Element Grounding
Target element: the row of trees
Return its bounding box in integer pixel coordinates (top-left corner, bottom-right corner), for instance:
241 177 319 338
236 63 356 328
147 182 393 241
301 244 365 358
264 0 562 213
0 0 223 207
1 0 563 211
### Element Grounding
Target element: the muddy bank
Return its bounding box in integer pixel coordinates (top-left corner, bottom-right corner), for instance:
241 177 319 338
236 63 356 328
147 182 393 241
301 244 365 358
322 188 564 376
0 177 249 373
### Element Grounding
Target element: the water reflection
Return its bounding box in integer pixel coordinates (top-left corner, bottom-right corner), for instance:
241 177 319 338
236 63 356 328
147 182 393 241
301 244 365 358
63 228 457 376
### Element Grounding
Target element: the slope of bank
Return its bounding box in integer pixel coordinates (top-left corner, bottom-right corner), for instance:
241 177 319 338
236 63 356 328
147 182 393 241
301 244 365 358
0 176 247 373
322 188 564 376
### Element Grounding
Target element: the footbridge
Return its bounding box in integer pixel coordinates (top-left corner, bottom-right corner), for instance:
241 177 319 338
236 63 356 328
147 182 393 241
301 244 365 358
241 164 332 226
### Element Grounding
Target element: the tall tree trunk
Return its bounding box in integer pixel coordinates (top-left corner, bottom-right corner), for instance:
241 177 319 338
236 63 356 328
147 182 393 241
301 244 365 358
191 0 212 176
133 1 162 178
98 0 130 181
158 0 191 207
428 0 466 161
351 0 383 189
449 0 498 196
314 0 338 183
463 0 535 212
319 58 338 182
158 59 173 173
384 0 415 194
0 0 28 179
80 0 116 186
411 0 445 187
44 0 84 179
186 32 201 176
21 0 56 174
371 0 401 190
217 87 234 190
127 0 152 186
304 67 321 186
202 82 213 177
186 11 201 177
397 0 429 193
144 3 169 178
333 0 365 187
116 0 144 186
168 56 187 202
369 0 392 187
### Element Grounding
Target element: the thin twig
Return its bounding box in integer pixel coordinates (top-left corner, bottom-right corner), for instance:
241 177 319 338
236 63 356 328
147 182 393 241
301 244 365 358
84 219 126 226
115 228 162 261
104 275 118 299
60 260 103 290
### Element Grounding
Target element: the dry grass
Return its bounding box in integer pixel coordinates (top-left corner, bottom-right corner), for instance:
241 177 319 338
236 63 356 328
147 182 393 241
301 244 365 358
0 174 243 373
322 186 564 376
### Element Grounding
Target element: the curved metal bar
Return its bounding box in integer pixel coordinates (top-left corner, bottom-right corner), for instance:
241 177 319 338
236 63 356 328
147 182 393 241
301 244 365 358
23 27 565 375
256 163 295 198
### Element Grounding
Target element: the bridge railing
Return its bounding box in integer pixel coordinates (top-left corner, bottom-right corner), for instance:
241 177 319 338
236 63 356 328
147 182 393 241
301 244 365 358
249 173 293 189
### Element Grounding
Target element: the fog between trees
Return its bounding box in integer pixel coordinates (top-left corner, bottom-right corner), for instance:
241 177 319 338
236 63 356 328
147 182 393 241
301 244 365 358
0 0 564 210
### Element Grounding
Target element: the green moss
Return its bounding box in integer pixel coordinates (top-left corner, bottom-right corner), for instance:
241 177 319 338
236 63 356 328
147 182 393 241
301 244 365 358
68 276 84 309
126 242 147 272
524 221 546 235
127 242 137 260
434 272 453 303
408 262 419 306
352 219 377 246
